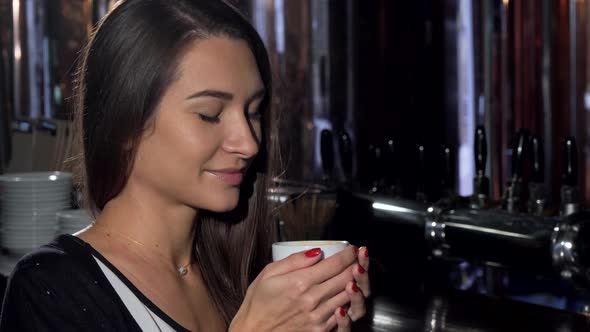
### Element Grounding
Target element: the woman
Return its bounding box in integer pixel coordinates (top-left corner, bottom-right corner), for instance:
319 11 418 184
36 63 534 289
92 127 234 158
0 0 370 331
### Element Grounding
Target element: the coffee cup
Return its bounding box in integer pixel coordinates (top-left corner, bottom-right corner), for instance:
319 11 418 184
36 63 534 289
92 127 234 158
272 240 349 261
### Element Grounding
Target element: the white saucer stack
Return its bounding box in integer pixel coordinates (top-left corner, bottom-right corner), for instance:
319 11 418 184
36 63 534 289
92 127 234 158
57 209 94 235
0 172 72 255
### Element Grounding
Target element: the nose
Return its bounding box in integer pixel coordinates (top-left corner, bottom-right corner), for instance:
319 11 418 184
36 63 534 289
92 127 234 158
221 111 260 159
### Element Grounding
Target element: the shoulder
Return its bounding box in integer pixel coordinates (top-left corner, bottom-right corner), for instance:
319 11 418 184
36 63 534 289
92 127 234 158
3 234 100 305
9 234 92 282
1 235 141 331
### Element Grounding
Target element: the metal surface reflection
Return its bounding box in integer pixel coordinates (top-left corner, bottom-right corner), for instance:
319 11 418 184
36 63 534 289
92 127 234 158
351 190 590 294
355 293 589 332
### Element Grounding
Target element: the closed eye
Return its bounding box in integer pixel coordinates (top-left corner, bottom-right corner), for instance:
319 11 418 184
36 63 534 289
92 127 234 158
198 114 221 123
247 110 262 120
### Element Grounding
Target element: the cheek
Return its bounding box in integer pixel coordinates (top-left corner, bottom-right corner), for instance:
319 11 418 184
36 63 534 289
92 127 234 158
173 121 219 164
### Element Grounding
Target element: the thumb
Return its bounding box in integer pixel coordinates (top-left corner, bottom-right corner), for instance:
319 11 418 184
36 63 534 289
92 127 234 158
261 248 323 279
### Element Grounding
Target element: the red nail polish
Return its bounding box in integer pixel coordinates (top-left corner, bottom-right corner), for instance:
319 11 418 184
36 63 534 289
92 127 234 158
352 282 360 292
339 307 346 317
353 246 359 255
358 265 365 274
364 247 369 258
305 248 322 258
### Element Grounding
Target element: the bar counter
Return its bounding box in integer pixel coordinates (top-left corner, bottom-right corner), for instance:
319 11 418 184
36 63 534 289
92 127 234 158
355 289 589 331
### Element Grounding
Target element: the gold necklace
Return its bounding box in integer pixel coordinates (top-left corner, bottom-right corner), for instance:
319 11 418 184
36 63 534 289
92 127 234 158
103 230 193 277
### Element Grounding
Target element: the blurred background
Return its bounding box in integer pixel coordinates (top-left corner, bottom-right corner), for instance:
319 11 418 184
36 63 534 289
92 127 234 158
2 0 590 331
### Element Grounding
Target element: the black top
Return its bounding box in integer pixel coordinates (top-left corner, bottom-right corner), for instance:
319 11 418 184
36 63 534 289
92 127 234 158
0 234 192 332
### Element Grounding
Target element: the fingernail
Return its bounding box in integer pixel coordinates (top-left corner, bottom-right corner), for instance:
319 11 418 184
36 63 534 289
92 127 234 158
352 282 360 292
353 246 359 255
364 247 369 258
358 264 365 274
339 307 346 317
305 248 322 258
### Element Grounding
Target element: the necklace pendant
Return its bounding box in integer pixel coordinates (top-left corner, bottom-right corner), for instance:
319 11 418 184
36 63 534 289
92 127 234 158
178 266 188 276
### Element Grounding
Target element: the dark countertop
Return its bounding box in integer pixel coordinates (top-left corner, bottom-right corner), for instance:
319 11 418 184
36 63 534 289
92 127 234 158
355 289 590 331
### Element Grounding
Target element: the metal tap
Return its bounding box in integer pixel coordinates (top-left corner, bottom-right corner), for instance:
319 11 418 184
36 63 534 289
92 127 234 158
560 137 580 217
502 129 529 213
471 126 490 209
528 135 546 216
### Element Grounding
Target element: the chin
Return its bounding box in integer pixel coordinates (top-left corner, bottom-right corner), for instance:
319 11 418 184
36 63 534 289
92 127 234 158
205 191 241 213
209 201 239 213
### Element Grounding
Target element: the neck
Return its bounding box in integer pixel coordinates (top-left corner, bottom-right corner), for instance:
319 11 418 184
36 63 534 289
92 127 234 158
94 181 198 270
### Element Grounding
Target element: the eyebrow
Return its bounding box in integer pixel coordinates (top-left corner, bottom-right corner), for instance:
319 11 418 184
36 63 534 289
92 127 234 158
186 88 266 104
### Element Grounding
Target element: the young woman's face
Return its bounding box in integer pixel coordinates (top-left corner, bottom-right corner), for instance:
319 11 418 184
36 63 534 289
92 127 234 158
131 37 265 212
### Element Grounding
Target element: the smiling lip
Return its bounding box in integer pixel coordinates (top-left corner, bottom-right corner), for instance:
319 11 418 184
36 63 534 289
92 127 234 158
207 168 246 186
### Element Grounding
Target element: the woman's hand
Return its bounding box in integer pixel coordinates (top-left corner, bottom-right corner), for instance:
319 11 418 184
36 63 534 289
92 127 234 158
229 246 358 332
333 246 371 331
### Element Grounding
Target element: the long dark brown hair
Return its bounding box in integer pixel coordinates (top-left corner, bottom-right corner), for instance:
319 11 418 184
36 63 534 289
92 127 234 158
71 0 277 325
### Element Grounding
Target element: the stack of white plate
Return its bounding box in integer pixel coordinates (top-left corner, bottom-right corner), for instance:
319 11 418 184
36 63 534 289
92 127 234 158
57 209 93 235
0 172 72 255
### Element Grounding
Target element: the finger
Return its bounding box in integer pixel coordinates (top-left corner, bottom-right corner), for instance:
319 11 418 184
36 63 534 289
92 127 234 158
324 314 337 332
259 248 323 279
335 307 352 332
358 246 370 271
308 263 355 304
346 281 367 322
312 290 350 324
352 263 371 298
302 245 358 284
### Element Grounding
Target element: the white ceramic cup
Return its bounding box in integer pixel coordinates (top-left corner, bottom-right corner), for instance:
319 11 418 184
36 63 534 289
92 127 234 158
272 240 349 261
